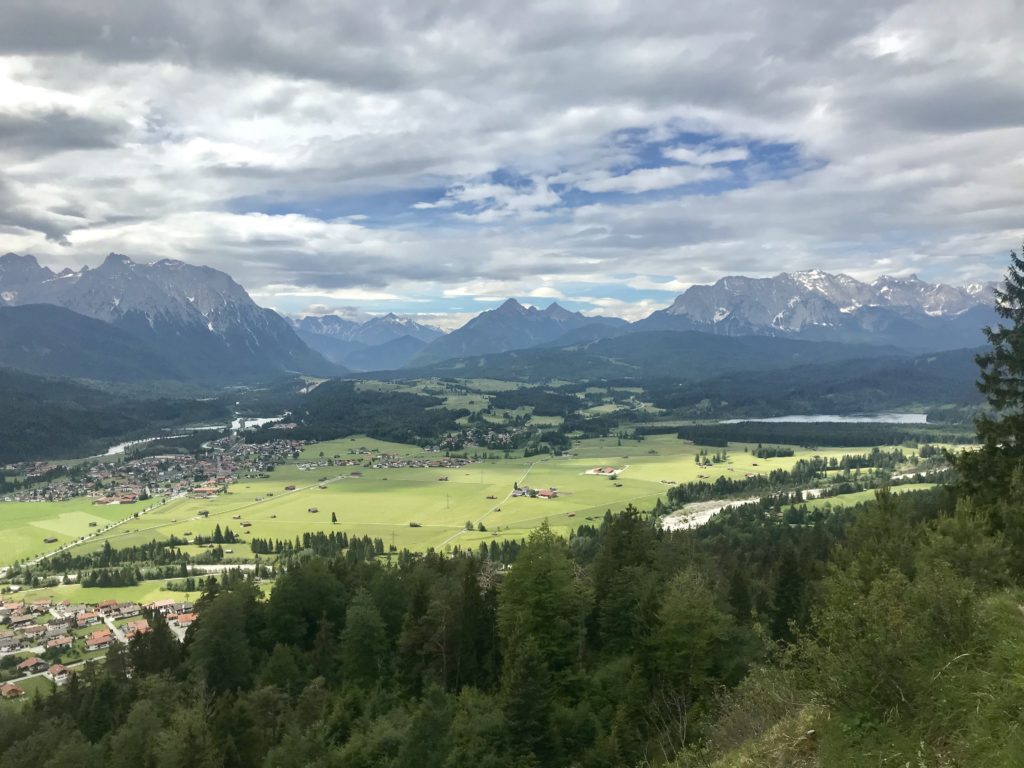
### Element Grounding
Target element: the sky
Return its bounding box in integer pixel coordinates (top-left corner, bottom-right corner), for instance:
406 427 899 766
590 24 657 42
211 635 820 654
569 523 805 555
0 0 1021 328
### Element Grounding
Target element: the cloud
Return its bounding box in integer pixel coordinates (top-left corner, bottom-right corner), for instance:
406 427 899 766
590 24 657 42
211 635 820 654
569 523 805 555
662 146 749 165
576 165 724 194
0 0 1020 322
0 108 125 158
420 177 562 220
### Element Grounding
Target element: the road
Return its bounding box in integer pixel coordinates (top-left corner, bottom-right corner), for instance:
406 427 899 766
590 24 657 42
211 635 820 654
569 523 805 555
437 461 537 550
13 656 92 684
22 496 187 569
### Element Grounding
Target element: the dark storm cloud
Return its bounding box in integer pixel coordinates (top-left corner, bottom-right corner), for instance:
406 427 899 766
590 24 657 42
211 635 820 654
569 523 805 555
0 109 124 157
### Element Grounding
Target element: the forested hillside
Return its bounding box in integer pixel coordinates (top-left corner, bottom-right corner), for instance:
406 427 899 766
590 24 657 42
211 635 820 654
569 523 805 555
0 368 229 462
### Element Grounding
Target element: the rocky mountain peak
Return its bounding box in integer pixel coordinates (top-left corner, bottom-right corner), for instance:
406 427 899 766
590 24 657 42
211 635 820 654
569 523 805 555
496 297 528 314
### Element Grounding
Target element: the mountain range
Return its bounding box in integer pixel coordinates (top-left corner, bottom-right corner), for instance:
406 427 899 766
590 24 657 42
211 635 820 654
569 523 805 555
635 270 997 349
0 253 1000 386
408 299 628 366
0 253 336 382
292 313 444 371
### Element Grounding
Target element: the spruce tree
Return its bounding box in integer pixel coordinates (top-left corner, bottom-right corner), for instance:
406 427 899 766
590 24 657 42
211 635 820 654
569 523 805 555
961 243 1024 501
977 244 1024 450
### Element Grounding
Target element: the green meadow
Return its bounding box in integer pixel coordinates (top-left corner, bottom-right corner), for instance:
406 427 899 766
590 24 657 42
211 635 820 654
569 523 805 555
0 434 931 568
0 497 146 564
790 482 938 511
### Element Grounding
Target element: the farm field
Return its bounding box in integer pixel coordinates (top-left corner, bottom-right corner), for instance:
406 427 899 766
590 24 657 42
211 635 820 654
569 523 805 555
0 497 149 564
1 434 934 567
10 578 274 610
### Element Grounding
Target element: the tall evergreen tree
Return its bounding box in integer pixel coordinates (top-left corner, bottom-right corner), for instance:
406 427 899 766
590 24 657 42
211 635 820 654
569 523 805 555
961 244 1024 505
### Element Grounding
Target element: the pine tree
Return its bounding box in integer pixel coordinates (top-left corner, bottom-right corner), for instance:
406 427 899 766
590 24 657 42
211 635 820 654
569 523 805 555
977 244 1024 449
961 244 1024 502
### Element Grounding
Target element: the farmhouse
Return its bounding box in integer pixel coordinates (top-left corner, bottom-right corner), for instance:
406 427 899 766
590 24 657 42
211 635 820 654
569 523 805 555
536 489 558 499
1 683 25 699
175 612 197 627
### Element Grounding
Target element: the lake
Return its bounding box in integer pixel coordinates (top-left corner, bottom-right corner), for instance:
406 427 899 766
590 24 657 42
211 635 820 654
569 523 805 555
720 413 928 425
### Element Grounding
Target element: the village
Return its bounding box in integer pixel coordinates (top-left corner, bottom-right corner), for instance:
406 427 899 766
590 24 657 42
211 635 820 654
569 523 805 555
0 595 195 700
0 437 311 505
1 429 522 508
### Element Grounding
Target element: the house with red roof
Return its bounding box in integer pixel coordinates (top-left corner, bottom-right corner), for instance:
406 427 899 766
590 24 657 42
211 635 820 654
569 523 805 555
124 619 151 639
1 683 25 699
46 634 74 650
47 664 71 684
85 629 113 651
16 657 46 674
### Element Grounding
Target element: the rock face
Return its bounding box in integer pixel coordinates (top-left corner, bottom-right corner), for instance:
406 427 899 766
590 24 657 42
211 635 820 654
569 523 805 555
637 270 997 350
0 253 336 381
410 299 628 365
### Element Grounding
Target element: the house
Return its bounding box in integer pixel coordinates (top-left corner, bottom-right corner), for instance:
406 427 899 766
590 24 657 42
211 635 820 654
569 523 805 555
20 625 45 640
47 664 71 684
75 611 101 627
16 657 46 674
96 599 120 615
536 489 558 499
116 603 141 619
124 619 150 639
147 599 176 615
85 629 113 651
46 616 72 634
1 683 25 699
8 614 33 630
175 612 197 627
46 635 74 650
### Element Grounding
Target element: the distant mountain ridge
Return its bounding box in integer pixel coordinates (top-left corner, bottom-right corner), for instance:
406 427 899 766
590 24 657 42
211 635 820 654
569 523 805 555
294 312 444 346
635 269 997 350
410 299 629 365
395 330 908 382
292 312 444 370
0 254 1000 381
0 252 338 382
